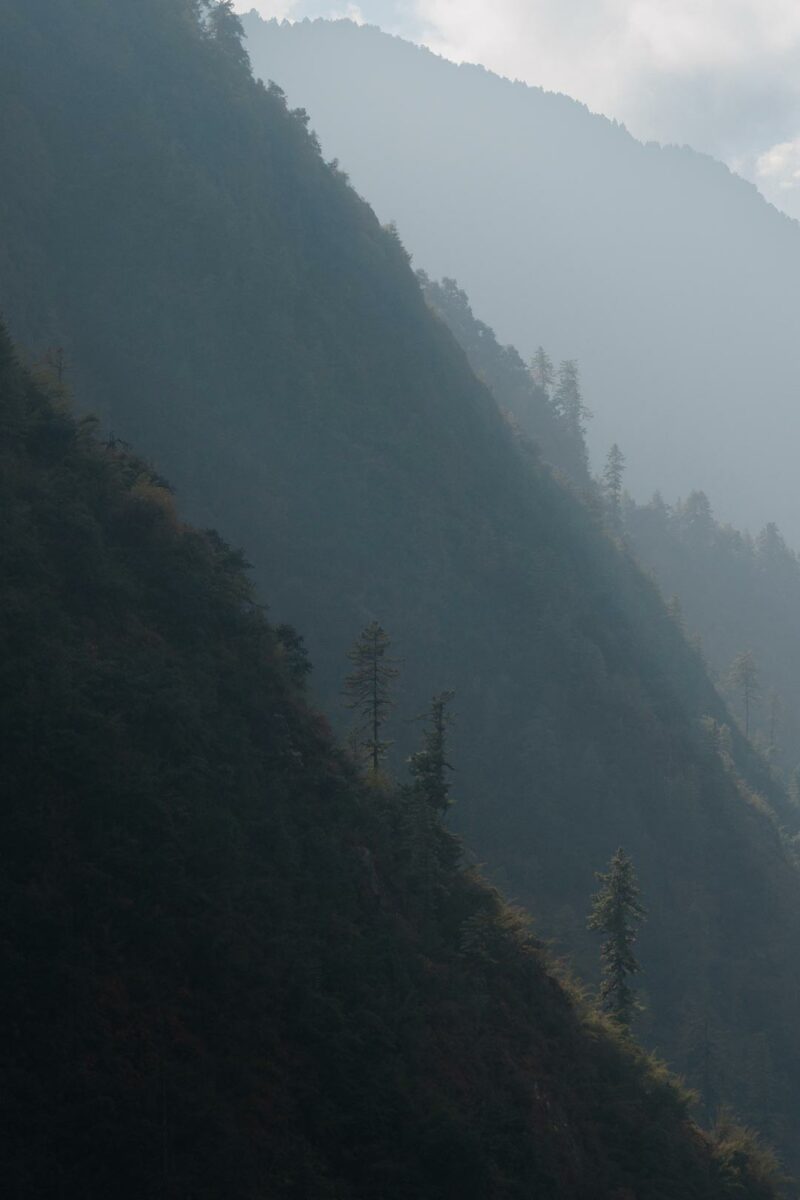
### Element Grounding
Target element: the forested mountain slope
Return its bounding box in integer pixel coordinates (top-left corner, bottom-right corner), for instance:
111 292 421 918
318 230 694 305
2 0 800 1166
242 14 800 542
3 327 785 1199
423 271 800 791
625 493 800 780
419 274 591 485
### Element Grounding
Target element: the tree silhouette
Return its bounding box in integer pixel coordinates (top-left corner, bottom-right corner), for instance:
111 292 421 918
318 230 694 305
588 848 646 1029
344 621 399 775
530 346 554 395
603 443 626 533
409 690 455 812
729 650 760 740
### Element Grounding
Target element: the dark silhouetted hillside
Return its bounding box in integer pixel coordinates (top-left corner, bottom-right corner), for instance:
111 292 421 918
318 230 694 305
2 325 786 1198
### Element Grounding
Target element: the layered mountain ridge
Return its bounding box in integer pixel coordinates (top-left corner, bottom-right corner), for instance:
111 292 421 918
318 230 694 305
1 0 800 1172
421 270 800 780
4 324 784 1197
242 14 800 541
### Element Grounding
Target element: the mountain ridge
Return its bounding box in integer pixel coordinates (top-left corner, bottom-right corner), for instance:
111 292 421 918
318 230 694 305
2 0 800 1168
1 318 785 1198
242 13 800 540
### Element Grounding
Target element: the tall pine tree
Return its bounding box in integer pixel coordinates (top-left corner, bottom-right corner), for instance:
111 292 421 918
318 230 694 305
344 621 399 775
729 650 760 740
588 848 646 1030
602 443 626 534
529 346 554 395
409 690 455 812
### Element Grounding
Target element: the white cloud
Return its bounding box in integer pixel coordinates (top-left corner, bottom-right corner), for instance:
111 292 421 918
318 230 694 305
235 1 299 18
234 1 365 22
328 4 365 21
236 0 800 217
756 137 800 216
757 138 800 187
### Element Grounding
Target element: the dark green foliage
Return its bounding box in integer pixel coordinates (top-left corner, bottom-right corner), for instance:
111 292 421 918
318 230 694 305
409 691 455 812
2 0 800 1170
588 848 647 1029
1 332 784 1198
407 277 800 1159
344 621 400 774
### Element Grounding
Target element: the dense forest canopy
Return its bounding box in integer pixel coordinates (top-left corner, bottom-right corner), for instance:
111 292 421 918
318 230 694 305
2 323 786 1198
242 14 800 542
2 0 800 1177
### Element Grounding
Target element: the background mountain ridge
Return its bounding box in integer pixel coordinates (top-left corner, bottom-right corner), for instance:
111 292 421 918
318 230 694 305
242 13 800 540
2 0 800 1173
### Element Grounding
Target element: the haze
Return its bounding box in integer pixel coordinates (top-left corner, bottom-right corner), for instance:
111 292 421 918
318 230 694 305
237 0 800 221
5 4 800 1196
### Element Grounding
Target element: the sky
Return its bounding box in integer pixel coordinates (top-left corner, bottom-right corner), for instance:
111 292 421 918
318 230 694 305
235 0 800 220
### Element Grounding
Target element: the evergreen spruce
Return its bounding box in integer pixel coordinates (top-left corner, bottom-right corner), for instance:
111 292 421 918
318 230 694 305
399 690 458 912
344 621 399 775
408 690 455 812
554 359 590 439
729 650 760 740
530 346 555 395
588 848 646 1030
603 443 626 533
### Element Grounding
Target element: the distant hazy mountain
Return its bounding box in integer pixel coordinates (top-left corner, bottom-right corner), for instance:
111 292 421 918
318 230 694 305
425 265 800 783
243 15 800 541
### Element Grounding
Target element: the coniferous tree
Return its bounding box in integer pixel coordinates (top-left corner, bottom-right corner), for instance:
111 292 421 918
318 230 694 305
204 1 250 68
729 650 760 740
530 346 554 395
344 621 399 775
679 490 714 546
554 359 590 438
409 690 455 812
588 848 646 1030
603 443 626 533
400 691 458 911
